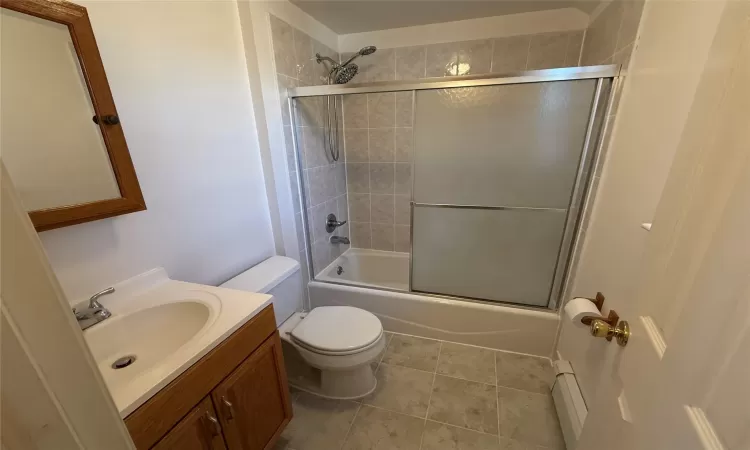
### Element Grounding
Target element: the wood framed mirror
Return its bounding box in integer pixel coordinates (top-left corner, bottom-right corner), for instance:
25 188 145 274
1 0 146 231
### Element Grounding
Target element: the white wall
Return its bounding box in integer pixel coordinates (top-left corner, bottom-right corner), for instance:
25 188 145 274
1 9 120 211
37 0 275 305
338 8 588 52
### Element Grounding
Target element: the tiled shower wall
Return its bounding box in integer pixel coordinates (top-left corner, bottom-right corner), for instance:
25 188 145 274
342 31 586 251
269 15 350 276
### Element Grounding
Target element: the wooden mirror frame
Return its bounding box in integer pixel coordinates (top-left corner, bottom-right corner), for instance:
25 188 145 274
1 0 146 231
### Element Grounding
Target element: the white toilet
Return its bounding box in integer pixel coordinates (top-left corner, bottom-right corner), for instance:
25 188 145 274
221 256 385 399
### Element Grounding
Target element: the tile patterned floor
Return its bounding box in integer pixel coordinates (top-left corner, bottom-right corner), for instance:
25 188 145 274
276 332 565 450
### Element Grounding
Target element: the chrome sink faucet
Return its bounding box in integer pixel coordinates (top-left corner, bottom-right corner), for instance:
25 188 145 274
73 287 114 331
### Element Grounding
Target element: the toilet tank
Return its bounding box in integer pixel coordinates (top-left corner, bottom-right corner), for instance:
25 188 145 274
220 256 303 326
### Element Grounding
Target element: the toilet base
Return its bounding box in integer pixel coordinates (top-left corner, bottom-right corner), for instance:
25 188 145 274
280 336 379 400
289 364 378 400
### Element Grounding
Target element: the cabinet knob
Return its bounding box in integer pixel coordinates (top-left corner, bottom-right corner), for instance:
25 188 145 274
222 397 235 420
92 114 120 125
204 412 221 437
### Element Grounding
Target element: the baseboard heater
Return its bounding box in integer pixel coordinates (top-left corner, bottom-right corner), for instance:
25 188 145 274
551 360 587 449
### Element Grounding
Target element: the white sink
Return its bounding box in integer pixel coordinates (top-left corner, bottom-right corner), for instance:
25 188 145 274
78 271 273 417
86 301 211 381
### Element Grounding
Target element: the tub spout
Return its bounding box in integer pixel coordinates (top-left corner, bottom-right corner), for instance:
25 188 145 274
330 236 350 245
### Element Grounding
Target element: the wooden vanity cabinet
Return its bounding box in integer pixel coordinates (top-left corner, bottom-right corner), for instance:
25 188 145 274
152 397 226 450
212 334 290 450
126 305 293 450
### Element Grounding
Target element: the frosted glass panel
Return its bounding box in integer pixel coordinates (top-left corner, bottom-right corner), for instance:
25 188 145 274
411 206 566 306
413 80 596 208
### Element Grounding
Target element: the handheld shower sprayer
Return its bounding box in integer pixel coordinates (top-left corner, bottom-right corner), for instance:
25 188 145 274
315 46 377 161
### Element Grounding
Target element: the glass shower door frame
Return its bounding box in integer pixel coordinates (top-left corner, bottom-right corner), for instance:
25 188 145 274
288 65 619 310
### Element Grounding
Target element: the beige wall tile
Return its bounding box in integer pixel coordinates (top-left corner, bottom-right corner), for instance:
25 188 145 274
350 221 372 248
426 42 460 77
306 166 334 205
371 194 395 224
335 163 347 196
293 29 315 86
491 35 530 73
458 39 493 75
565 31 584 66
395 128 414 162
581 1 623 65
370 163 395 193
369 129 395 162
346 163 370 193
307 203 327 242
368 93 396 128
303 127 328 168
345 129 369 162
395 195 411 225
371 223 395 250
296 96 322 129
527 32 569 70
311 238 331 274
270 16 296 78
277 75 297 127
396 46 427 80
396 92 414 127
343 94 368 129
364 48 396 82
395 163 412 195
313 40 338 85
349 193 371 222
617 0 645 52
337 194 349 222
395 225 411 252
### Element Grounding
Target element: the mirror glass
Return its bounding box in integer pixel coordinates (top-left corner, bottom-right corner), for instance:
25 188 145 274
1 8 121 212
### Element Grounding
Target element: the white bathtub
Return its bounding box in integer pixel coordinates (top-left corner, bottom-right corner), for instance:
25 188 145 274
317 248 409 291
309 249 559 357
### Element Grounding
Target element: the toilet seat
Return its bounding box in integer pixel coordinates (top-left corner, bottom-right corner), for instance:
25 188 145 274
290 306 383 356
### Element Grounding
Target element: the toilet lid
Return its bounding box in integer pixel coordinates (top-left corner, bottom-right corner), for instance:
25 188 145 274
291 306 382 354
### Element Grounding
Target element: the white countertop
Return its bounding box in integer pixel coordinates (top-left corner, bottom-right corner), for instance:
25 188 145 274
81 269 272 417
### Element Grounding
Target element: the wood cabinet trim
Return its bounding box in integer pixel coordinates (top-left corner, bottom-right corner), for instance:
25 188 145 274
125 306 277 450
1 0 147 231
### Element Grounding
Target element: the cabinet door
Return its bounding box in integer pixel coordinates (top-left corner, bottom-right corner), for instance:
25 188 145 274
212 332 293 450
152 397 227 450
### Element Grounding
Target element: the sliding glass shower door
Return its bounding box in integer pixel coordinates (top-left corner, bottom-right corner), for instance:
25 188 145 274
410 80 602 307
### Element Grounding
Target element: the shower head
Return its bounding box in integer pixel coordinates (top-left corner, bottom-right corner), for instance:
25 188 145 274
339 45 377 68
333 64 359 84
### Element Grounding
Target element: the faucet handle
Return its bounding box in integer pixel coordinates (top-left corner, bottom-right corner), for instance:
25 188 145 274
325 213 347 233
89 287 115 308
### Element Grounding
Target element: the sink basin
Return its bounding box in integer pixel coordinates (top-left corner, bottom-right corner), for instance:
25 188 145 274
85 301 210 380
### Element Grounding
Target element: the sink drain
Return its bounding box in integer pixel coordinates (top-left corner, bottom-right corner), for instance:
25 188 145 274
111 355 136 369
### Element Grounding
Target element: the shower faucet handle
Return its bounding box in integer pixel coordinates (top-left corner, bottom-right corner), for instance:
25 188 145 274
326 213 347 233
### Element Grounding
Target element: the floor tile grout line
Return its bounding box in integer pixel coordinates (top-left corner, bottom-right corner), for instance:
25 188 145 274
495 352 502 446
339 401 363 450
418 341 441 450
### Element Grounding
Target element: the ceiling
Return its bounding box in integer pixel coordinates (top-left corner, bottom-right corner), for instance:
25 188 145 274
289 1 597 35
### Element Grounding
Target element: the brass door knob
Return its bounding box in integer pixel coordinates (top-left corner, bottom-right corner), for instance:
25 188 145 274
590 319 630 347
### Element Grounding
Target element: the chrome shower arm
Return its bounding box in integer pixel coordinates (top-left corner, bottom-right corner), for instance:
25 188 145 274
315 53 339 67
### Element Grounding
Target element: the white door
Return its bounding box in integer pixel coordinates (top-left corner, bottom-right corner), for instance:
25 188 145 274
578 1 750 449
0 163 135 449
